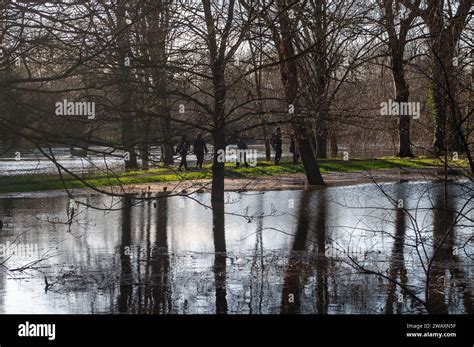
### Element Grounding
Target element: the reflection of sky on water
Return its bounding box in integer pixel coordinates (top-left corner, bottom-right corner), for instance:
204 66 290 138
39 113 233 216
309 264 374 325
0 181 472 314
0 145 290 176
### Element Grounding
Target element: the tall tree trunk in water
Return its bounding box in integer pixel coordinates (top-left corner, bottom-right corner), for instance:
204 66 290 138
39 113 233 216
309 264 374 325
209 60 226 204
116 0 137 170
297 127 325 185
212 200 227 313
209 21 227 298
275 0 324 185
211 126 226 203
203 0 230 203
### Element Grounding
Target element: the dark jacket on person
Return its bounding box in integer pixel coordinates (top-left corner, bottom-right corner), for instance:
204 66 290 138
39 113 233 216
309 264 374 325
237 139 248 150
272 133 282 152
290 137 299 154
176 140 190 156
193 139 208 155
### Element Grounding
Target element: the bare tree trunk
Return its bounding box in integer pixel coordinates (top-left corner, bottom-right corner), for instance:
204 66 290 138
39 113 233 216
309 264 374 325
160 117 174 165
248 28 271 163
405 0 472 155
141 0 174 166
275 0 324 185
330 137 338 158
264 128 271 162
394 74 413 157
202 0 234 203
121 117 138 170
431 47 451 156
383 0 415 158
297 127 325 185
314 0 328 161
211 128 226 203
316 134 327 159
140 141 149 170
116 0 138 170
392 43 413 158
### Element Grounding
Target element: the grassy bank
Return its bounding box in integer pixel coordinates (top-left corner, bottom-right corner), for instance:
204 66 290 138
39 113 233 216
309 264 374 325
0 157 468 194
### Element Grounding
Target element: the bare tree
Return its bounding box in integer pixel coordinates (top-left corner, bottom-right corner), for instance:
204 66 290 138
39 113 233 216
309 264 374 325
401 0 472 155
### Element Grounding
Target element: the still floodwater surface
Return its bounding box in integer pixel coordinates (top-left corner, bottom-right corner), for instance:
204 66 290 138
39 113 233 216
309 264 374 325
0 145 284 176
0 181 472 314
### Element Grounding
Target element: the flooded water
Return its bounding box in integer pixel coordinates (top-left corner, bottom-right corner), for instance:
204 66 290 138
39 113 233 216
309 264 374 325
0 181 472 314
0 145 288 176
0 147 124 176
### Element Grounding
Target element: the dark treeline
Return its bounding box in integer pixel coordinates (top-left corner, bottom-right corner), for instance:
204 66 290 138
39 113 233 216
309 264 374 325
0 0 473 202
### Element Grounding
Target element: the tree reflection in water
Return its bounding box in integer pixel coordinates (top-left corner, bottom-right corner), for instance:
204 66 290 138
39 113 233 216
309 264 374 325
0 182 471 314
281 189 329 314
118 195 133 313
428 185 472 314
212 200 227 314
385 184 408 314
